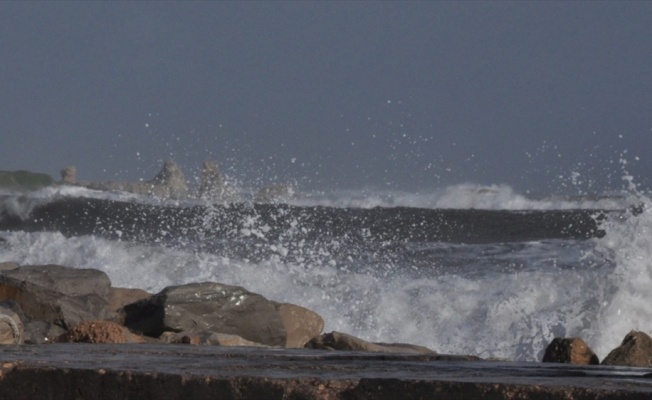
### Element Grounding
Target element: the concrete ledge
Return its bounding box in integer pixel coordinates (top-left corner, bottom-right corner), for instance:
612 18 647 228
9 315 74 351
1 344 652 399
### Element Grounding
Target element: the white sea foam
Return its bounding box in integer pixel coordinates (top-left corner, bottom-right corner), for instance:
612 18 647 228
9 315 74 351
288 184 634 211
592 192 652 357
1 183 635 213
0 228 614 361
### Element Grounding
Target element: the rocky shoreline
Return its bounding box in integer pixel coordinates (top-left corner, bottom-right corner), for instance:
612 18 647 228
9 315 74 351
0 262 652 398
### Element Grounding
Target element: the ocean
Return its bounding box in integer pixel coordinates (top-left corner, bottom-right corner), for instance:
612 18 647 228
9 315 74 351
0 182 649 362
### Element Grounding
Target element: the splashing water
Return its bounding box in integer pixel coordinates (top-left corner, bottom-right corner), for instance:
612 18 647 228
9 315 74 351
0 183 648 361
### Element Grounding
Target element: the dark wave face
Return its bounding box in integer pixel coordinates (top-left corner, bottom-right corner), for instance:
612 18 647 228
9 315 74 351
0 196 609 246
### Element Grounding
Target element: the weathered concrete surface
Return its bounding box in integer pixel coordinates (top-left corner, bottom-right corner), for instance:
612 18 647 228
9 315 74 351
1 344 652 399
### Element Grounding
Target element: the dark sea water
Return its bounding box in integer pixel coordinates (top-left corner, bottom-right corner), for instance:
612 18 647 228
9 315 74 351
0 183 650 362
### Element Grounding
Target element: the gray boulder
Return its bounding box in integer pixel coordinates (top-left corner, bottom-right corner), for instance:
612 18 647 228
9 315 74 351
124 282 323 347
0 264 115 343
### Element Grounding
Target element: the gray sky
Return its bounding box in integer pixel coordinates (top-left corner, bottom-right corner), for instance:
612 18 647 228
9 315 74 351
1 1 651 195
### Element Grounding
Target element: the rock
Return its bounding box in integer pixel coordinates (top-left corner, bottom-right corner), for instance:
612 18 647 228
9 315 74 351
1 264 112 298
124 282 322 347
373 342 438 354
0 262 18 271
542 337 599 365
159 331 266 347
150 160 188 198
60 166 77 184
0 302 24 344
74 160 188 199
0 170 54 190
198 161 225 199
305 331 436 354
108 287 152 314
602 330 652 367
0 264 115 343
277 303 324 348
56 320 146 344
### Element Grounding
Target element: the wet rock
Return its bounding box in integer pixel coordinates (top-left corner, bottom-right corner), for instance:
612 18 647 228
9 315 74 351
159 331 266 347
56 320 146 344
0 264 115 343
306 331 436 354
602 330 652 367
1 264 112 298
0 302 23 344
0 345 649 400
277 303 324 348
124 282 321 347
542 337 599 365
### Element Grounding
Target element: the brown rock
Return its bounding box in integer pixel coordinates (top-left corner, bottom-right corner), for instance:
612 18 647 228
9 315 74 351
0 303 23 345
108 287 152 313
542 337 599 365
160 331 267 347
602 330 652 367
56 320 146 344
276 303 324 348
0 262 18 271
306 331 435 354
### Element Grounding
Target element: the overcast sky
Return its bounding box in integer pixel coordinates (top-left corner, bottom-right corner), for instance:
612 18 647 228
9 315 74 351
1 1 651 195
